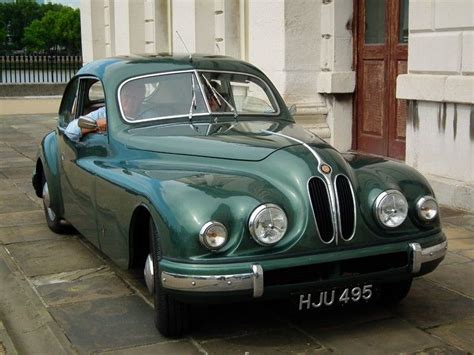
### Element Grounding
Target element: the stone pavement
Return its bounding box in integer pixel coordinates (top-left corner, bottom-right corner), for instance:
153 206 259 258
0 114 473 355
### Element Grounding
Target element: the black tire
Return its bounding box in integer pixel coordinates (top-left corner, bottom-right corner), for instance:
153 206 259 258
379 279 412 305
42 176 69 234
150 218 190 337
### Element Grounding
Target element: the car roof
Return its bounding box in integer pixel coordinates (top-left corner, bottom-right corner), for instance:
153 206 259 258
76 53 267 85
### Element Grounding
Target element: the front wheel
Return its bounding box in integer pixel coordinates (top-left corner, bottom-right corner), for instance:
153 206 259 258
42 177 69 234
379 279 413 305
149 218 190 337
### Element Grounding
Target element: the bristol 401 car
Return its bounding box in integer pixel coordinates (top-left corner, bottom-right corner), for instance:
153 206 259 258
32 54 446 337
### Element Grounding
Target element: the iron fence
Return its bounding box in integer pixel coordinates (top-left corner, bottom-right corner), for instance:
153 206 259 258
0 55 83 84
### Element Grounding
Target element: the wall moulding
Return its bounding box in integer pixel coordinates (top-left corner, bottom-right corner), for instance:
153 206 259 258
397 74 474 104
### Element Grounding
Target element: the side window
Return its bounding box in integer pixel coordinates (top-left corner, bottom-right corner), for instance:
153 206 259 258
58 78 79 127
79 79 106 117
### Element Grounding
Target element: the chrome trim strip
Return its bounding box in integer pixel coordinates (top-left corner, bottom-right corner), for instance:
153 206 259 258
197 69 280 116
262 130 340 245
252 264 264 297
334 174 357 241
410 241 447 274
161 271 254 292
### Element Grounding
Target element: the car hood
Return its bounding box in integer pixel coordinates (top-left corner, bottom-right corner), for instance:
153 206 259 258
122 120 329 161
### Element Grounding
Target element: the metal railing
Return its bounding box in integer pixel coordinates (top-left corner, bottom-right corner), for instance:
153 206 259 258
0 55 83 84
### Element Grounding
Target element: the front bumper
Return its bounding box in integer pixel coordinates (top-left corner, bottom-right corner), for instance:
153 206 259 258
160 239 447 298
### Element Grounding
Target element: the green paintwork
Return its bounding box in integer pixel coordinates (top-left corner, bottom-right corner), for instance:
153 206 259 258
34 55 445 298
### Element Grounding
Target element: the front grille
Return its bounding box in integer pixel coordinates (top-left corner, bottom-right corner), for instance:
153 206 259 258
264 252 409 287
308 177 333 243
336 175 356 240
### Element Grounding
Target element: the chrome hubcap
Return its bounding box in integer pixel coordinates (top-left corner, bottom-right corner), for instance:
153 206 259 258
42 182 56 221
144 254 154 294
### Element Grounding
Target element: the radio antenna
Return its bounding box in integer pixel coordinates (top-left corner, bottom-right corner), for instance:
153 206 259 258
176 31 192 60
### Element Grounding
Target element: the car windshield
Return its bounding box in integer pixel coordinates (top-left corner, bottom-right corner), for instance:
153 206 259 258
199 71 278 115
118 70 278 123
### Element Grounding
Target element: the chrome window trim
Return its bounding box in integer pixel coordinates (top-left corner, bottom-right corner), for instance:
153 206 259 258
415 195 438 221
197 69 280 116
117 70 205 123
117 68 281 124
306 176 336 245
334 174 357 242
373 189 408 228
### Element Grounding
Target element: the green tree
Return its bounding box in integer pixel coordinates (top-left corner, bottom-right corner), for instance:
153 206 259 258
23 6 81 54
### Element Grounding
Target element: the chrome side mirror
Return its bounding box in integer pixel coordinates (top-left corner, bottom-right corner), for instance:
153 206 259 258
77 116 97 130
288 104 297 116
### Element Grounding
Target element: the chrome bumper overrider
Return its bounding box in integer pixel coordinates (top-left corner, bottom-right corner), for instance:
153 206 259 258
160 241 447 296
161 264 264 298
410 241 447 274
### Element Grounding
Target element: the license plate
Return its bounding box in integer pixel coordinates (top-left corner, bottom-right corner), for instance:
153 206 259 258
295 284 374 311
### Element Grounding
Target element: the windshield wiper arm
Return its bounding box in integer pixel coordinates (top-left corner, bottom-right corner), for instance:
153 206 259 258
188 75 198 131
201 74 238 118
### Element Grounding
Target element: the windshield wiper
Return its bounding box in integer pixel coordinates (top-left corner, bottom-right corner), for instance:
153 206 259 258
201 74 238 118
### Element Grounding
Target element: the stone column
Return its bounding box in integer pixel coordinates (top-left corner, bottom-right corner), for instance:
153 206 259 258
316 0 355 151
113 0 146 55
80 0 106 63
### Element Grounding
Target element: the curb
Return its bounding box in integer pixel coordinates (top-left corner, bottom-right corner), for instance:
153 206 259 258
0 321 17 355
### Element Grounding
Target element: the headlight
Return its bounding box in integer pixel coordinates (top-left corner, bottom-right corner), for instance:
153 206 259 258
374 190 408 228
249 204 288 246
199 221 228 251
416 196 438 221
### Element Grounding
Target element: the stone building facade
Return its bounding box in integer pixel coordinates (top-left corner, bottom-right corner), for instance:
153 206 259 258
80 0 474 212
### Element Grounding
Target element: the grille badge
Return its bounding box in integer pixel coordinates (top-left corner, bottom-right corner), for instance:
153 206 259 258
320 164 332 174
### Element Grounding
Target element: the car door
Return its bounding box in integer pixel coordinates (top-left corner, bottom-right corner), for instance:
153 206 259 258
58 77 108 248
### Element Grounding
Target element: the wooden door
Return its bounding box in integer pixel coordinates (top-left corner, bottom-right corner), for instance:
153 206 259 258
354 0 409 160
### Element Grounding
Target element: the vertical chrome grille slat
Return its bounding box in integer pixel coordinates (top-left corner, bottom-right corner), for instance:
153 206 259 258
308 174 356 244
308 177 334 243
335 175 356 241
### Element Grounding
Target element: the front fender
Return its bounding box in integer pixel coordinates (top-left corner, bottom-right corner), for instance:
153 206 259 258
36 130 64 216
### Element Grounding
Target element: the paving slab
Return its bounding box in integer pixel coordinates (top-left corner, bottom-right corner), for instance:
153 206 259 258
198 327 326 355
307 317 443 354
286 302 393 331
6 239 104 277
0 210 44 228
456 249 474 259
426 262 474 298
35 271 133 306
0 157 33 169
0 224 61 244
191 302 288 342
49 295 163 354
443 225 474 240
446 238 474 251
97 340 201 355
0 167 34 179
389 278 474 329
441 250 472 265
0 321 17 355
0 193 38 214
443 214 474 231
428 317 474 352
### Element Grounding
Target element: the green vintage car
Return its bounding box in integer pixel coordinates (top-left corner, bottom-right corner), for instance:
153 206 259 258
32 54 446 337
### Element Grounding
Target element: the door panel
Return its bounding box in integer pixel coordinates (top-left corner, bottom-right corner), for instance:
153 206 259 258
355 0 408 160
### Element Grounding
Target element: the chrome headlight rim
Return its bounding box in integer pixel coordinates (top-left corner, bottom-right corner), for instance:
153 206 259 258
416 195 439 222
199 221 228 251
248 203 288 246
374 189 408 228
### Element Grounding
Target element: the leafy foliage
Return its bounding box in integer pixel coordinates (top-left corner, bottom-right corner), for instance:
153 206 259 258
0 2 81 55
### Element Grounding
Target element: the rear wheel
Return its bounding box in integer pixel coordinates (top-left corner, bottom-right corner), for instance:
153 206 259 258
148 218 190 337
42 176 69 234
379 279 412 305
